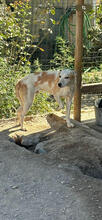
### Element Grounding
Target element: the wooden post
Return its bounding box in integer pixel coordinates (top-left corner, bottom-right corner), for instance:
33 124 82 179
74 0 84 121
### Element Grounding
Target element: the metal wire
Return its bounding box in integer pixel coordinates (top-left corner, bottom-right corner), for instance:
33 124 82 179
31 0 102 121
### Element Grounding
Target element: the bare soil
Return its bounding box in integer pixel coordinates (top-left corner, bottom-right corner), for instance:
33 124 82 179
0 113 102 220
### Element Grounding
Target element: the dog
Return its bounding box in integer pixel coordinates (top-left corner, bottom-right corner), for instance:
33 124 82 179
15 69 76 130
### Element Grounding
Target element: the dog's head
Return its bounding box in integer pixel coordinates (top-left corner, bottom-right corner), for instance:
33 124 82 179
58 69 75 88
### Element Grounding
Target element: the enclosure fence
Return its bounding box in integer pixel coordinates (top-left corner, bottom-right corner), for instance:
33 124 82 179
31 0 102 122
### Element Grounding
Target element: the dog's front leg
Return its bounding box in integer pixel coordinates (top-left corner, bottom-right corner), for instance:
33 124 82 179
54 95 64 110
66 96 74 128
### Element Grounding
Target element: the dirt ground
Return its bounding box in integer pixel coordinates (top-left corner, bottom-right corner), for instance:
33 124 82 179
0 113 102 220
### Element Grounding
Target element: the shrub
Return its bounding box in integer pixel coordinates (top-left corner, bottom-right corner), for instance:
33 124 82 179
0 1 32 118
0 1 60 118
0 57 31 118
50 36 74 69
82 65 102 84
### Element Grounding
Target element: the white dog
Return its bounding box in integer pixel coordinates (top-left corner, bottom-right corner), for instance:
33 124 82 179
15 69 76 130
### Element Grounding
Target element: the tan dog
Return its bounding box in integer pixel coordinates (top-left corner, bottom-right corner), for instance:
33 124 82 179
15 69 76 130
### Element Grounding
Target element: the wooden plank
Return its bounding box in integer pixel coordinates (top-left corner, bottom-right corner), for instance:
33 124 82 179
81 83 102 94
74 0 84 121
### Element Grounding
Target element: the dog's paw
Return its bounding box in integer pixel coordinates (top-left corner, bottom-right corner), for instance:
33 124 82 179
21 127 27 132
67 122 74 128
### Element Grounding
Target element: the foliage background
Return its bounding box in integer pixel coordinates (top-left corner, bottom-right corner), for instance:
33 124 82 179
0 0 59 118
0 1 102 119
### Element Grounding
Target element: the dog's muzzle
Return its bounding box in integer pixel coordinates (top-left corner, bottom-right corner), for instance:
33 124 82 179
58 83 62 88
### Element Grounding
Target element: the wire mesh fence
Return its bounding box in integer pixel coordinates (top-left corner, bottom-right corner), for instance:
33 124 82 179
30 0 102 122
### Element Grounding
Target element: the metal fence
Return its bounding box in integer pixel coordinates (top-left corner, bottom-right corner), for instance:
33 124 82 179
31 0 102 122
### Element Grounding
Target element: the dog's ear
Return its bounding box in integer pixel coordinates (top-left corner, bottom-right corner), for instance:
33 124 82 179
70 70 76 79
71 70 75 75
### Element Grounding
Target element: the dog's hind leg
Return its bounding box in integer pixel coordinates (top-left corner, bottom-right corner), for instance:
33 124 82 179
20 105 29 131
20 89 35 131
16 106 23 126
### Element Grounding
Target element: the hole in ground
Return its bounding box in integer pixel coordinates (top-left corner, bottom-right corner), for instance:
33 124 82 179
77 163 102 180
9 134 50 154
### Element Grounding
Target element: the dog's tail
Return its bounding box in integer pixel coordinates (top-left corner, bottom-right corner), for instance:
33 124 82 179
15 80 27 105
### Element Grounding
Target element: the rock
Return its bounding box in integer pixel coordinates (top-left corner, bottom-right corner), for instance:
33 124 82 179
34 142 47 154
21 135 40 147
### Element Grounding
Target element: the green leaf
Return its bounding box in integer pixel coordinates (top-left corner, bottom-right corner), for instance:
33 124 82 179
51 8 55 15
50 18 56 25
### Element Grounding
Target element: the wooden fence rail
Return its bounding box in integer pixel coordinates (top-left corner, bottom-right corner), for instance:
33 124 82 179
81 83 102 94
